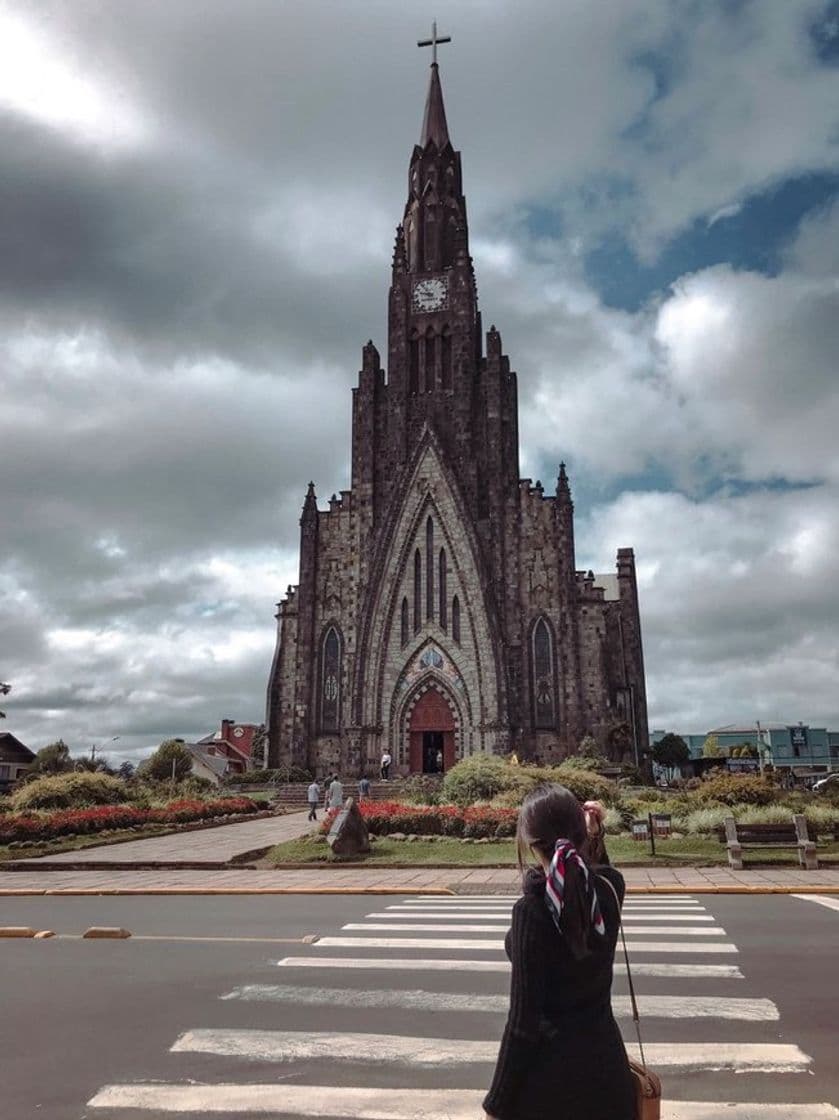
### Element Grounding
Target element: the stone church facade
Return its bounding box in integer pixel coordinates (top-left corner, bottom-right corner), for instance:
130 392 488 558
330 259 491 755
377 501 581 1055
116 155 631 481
267 61 648 777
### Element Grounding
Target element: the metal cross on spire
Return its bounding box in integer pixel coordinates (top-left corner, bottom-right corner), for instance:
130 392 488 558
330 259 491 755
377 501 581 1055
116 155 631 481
418 21 451 66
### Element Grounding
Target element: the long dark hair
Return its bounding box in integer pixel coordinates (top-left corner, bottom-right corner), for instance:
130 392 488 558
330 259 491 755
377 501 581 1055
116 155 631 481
516 783 599 959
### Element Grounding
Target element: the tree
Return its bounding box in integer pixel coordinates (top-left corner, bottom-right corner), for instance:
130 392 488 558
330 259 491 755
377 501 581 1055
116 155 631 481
702 734 723 758
0 681 10 719
605 720 633 763
141 739 193 782
31 740 73 775
117 760 136 780
249 725 267 770
652 733 690 769
578 734 599 756
75 755 115 775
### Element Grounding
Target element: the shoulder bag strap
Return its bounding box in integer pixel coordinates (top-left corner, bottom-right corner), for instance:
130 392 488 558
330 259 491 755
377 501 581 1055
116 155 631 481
599 874 647 1070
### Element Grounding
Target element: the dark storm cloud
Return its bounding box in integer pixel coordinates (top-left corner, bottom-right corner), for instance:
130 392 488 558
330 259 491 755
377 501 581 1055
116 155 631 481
1 0 838 757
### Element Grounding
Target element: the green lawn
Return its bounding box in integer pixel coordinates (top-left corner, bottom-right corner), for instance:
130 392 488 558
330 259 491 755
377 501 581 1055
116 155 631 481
264 834 839 868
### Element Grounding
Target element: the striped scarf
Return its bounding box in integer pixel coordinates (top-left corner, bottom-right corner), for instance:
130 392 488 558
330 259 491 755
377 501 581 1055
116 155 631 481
544 839 606 938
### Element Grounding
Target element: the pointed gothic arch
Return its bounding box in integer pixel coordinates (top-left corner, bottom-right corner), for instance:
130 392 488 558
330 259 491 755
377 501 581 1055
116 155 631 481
425 516 434 620
413 548 422 633
400 597 409 647
531 616 557 729
319 624 342 733
439 547 447 629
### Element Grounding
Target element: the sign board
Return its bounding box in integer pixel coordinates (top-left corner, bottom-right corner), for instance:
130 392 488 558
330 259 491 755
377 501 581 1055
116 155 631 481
650 813 672 837
790 726 808 750
631 819 649 841
727 758 759 773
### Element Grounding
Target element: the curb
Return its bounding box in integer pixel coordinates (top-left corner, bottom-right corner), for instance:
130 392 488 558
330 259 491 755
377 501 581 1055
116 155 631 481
0 885 837 896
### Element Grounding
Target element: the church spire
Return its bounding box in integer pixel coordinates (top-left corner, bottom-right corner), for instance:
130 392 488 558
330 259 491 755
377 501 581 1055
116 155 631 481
420 63 450 149
417 21 452 150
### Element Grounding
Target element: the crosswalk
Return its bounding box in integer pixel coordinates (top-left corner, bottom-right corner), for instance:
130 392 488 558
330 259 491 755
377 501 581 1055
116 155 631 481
87 892 838 1118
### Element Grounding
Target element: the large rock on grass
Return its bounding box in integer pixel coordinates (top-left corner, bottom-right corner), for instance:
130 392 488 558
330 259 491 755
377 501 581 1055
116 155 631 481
327 798 370 857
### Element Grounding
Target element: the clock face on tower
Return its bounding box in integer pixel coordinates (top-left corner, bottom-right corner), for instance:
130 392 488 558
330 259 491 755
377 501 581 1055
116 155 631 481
412 275 449 313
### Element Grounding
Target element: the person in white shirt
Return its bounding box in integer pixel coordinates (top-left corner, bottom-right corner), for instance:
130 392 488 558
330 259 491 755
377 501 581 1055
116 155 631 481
306 780 320 822
380 750 392 780
327 775 344 809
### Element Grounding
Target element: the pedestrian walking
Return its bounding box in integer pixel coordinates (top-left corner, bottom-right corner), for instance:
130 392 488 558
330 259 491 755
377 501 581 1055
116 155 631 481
380 750 392 781
327 774 344 810
306 778 320 822
483 785 635 1120
358 774 371 799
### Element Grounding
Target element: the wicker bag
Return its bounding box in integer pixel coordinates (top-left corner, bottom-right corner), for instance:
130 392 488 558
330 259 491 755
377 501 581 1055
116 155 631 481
600 876 662 1120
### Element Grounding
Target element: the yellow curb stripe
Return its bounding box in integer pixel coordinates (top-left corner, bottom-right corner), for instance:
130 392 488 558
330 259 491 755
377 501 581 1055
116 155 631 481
0 884 838 896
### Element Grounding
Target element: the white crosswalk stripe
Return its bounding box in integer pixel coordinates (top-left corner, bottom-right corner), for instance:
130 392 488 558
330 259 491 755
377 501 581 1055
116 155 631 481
171 1029 810 1072
222 983 778 1020
367 910 717 921
315 935 739 951
276 955 746 978
792 893 839 912
87 891 834 1117
342 921 727 934
86 1084 839 1118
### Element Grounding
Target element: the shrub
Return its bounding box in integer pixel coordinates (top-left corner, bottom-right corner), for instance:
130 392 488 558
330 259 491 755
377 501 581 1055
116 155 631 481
323 799 518 839
226 766 312 785
11 772 130 812
140 740 193 782
398 774 443 806
693 773 777 807
0 796 260 845
549 763 620 806
443 756 513 805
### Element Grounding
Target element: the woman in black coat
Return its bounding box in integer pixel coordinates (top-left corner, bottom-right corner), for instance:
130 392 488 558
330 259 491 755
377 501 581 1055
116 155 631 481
483 784 635 1120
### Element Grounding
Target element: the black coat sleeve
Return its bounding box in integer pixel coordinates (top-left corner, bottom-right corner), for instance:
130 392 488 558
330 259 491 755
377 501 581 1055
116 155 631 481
483 899 549 1118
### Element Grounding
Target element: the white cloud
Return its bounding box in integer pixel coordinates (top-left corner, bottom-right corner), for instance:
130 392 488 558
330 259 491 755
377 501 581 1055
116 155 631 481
1 0 837 752
0 4 151 149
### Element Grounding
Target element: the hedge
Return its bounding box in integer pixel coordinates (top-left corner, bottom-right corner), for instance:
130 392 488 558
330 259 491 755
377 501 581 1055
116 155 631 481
323 799 519 839
11 772 131 812
0 796 260 845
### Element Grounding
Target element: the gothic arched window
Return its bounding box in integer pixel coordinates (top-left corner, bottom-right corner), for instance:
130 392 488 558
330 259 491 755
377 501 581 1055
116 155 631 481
424 328 435 393
452 594 461 643
409 330 419 395
439 548 447 629
320 626 341 733
440 326 452 391
532 617 556 729
400 597 409 648
413 549 422 633
426 517 434 620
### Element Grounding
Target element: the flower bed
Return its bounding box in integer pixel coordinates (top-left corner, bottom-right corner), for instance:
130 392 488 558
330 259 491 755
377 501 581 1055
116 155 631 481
0 796 260 845
322 799 519 839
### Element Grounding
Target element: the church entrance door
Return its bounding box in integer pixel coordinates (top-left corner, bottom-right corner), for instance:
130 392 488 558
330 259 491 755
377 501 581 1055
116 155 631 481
408 687 456 774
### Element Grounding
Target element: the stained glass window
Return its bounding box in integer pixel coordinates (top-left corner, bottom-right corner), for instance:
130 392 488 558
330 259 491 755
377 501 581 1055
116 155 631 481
321 626 341 732
413 549 422 633
452 595 461 643
441 327 452 391
400 597 409 647
439 548 447 629
532 618 555 729
426 517 434 620
424 330 435 392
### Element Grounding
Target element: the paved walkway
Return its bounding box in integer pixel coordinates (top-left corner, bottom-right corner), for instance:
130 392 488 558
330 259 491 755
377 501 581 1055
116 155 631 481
12 810 313 865
1 864 837 893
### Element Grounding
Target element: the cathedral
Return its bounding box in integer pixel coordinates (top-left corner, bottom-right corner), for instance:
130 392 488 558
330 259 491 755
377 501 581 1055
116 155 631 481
267 53 648 778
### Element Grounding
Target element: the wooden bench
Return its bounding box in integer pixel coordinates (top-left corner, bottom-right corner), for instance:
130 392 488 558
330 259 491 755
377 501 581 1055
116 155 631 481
716 816 818 870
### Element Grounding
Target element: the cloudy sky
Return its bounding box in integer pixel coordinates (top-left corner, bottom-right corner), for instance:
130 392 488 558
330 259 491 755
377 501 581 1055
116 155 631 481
1 0 838 763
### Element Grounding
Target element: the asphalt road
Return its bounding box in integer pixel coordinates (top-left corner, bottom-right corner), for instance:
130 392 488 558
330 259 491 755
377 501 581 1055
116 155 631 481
1 892 837 1119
